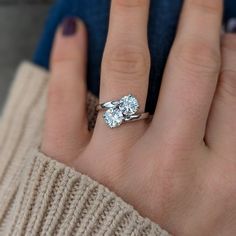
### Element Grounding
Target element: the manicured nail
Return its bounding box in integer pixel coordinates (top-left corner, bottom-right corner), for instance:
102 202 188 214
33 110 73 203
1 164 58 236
62 17 77 36
226 18 236 33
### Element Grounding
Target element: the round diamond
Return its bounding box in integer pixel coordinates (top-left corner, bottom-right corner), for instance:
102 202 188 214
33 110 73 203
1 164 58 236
103 108 124 128
119 95 139 116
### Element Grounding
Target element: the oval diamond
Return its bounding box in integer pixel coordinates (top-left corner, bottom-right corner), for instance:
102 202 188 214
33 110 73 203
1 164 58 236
119 95 139 116
103 108 124 128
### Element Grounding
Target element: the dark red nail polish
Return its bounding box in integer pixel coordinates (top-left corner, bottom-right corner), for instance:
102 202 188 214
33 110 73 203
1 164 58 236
62 17 77 36
226 18 236 33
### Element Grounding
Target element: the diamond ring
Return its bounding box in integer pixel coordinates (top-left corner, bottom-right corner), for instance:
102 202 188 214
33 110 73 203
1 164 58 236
96 94 151 128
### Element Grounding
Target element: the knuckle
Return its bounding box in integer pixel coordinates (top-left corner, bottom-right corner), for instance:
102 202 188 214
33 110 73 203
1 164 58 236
188 0 222 15
222 34 236 52
48 81 66 107
115 0 146 7
103 44 150 78
51 55 78 66
219 69 236 99
174 40 221 76
219 35 236 99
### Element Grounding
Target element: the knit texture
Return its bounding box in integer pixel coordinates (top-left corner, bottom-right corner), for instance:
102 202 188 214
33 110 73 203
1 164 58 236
0 62 170 236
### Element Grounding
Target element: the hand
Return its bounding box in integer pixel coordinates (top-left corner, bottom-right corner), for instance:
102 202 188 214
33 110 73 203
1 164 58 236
41 0 236 235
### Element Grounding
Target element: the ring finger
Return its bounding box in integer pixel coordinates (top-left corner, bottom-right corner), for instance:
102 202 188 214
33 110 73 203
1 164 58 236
94 0 151 148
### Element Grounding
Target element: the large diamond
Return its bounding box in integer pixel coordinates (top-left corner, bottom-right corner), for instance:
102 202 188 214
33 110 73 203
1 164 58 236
119 95 139 116
103 108 124 128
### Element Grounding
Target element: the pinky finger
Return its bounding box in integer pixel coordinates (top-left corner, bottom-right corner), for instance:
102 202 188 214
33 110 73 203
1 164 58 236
205 33 236 153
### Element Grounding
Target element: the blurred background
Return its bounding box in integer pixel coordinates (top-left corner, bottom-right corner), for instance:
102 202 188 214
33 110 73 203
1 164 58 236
0 0 52 112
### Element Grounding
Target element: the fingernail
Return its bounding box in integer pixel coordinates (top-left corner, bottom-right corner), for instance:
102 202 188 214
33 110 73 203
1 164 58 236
226 18 236 33
62 17 77 36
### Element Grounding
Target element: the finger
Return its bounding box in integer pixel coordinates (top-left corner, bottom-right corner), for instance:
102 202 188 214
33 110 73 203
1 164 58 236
42 18 89 162
152 0 223 145
95 0 151 145
205 34 236 153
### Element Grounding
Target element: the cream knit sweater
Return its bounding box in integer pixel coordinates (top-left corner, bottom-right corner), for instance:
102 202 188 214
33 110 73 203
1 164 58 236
0 63 170 236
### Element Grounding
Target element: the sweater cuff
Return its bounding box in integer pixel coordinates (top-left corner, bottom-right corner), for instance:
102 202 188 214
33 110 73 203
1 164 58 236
14 148 170 236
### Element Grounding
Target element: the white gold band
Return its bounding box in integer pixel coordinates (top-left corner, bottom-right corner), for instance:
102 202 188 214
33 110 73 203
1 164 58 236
96 101 120 111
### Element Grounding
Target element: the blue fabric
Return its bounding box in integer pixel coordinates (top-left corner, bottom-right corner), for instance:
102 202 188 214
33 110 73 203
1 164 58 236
33 0 236 114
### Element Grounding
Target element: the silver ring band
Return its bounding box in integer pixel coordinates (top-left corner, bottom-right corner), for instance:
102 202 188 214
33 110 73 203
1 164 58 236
96 94 151 128
96 101 120 111
123 112 151 122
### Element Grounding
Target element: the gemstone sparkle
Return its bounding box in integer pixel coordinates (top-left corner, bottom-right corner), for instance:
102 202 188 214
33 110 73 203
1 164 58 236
119 94 139 116
103 108 124 128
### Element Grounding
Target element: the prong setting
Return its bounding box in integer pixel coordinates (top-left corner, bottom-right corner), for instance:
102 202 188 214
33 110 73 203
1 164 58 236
102 94 140 128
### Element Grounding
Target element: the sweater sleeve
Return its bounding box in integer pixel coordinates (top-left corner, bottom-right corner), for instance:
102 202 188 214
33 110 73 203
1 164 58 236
0 62 171 236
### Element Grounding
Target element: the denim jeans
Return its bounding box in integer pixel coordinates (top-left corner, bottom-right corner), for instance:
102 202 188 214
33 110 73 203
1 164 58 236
33 0 236 114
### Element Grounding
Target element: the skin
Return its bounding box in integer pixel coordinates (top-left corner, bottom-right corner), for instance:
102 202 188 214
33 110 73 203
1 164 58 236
41 0 236 235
